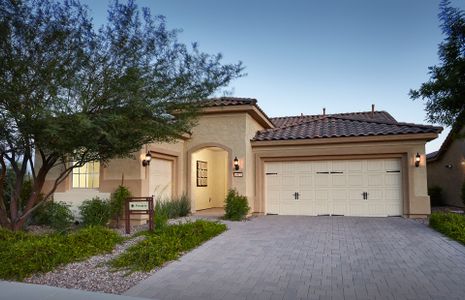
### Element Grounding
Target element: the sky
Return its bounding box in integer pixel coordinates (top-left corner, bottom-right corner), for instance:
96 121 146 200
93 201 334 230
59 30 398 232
80 0 465 153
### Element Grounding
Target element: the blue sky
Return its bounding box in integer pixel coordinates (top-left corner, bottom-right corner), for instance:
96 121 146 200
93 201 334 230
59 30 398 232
80 0 465 153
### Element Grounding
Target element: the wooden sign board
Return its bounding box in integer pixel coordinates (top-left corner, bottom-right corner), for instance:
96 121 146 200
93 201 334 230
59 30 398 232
125 196 154 234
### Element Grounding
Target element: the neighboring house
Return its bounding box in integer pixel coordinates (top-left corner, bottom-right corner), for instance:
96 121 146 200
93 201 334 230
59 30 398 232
427 120 465 207
41 97 442 218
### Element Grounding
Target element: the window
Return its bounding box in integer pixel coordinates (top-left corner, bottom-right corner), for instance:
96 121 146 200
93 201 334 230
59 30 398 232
72 161 100 189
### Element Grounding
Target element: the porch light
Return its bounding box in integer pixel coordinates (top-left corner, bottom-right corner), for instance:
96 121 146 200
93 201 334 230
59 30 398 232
142 152 152 167
234 156 239 171
415 153 421 167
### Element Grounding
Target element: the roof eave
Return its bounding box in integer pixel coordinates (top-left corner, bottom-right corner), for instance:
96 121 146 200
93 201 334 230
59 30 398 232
200 105 275 129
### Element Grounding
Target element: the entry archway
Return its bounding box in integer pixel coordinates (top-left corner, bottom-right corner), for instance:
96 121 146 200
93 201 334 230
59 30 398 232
187 143 232 212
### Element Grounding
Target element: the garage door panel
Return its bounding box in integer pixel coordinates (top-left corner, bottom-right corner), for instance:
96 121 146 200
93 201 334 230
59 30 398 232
368 174 384 186
331 175 346 186
265 159 403 217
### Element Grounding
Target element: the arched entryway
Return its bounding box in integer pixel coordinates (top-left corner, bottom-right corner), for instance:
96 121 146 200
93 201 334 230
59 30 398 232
187 144 232 213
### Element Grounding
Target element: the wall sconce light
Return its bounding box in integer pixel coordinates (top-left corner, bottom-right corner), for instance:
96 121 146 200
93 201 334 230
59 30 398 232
415 153 421 167
142 151 152 167
233 156 239 171
445 164 453 169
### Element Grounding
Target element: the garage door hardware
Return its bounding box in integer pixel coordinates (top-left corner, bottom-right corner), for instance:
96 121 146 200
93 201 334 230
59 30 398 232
293 192 300 200
265 172 278 175
316 171 344 174
362 192 369 200
316 171 330 174
386 170 401 173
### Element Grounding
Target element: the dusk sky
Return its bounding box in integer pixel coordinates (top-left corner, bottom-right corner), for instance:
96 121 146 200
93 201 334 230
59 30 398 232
80 0 465 153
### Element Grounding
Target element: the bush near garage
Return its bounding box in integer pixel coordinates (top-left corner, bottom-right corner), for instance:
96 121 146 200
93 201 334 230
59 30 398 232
429 212 465 245
428 186 443 207
224 189 250 221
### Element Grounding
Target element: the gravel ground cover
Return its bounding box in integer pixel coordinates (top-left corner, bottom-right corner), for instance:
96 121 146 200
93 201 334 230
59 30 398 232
23 228 156 294
23 217 224 294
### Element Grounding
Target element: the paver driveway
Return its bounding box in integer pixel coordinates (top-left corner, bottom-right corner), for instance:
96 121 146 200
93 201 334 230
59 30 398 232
125 216 465 300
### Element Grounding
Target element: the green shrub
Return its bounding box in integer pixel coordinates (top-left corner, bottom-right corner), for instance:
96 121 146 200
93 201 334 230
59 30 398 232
110 185 131 227
0 226 122 280
224 189 250 221
79 197 111 226
154 201 169 231
109 220 226 272
430 212 465 245
428 186 443 207
31 201 74 231
152 194 191 229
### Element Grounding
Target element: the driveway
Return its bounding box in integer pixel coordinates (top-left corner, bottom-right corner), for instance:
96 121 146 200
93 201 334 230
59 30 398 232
125 216 465 300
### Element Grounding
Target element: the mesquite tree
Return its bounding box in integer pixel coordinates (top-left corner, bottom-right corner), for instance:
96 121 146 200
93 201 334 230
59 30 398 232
0 0 243 230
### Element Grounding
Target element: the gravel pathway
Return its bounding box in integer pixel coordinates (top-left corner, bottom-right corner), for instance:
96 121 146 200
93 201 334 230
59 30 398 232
24 226 157 295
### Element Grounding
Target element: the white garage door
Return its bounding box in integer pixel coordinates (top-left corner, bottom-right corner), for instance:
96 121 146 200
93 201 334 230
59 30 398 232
149 158 173 201
265 159 403 217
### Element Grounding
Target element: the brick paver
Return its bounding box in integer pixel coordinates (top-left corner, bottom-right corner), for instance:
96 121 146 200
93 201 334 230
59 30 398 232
125 216 465 300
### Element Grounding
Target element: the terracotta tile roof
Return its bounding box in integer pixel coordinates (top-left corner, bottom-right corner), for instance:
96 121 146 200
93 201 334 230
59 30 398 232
201 97 258 107
253 114 442 141
270 111 397 128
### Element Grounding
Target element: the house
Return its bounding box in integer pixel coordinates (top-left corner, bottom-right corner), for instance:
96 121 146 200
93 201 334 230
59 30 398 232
427 119 465 207
41 97 442 218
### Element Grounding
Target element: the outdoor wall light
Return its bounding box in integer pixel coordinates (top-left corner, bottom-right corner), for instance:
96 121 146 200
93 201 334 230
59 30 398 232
233 156 239 171
142 151 152 167
415 153 421 167
445 164 453 169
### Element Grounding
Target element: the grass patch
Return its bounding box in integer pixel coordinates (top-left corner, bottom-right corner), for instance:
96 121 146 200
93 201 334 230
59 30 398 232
0 226 123 281
429 212 465 244
109 220 227 272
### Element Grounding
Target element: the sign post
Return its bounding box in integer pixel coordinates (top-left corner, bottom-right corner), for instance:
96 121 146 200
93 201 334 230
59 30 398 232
125 196 154 234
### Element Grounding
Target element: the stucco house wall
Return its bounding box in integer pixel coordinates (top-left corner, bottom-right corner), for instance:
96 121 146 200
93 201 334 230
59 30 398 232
427 126 465 207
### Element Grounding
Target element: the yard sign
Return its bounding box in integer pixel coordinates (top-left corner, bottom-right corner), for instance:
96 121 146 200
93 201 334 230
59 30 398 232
125 196 154 234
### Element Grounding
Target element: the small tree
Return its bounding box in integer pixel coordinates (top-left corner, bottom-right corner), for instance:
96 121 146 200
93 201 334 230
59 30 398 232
110 185 131 227
0 0 243 230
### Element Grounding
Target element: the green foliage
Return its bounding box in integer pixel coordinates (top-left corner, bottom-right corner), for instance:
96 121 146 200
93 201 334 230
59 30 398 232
110 186 131 226
224 189 250 221
430 212 465 245
0 226 122 280
0 0 243 230
79 197 111 227
153 194 191 230
31 201 74 231
428 186 444 207
109 220 226 272
410 0 465 127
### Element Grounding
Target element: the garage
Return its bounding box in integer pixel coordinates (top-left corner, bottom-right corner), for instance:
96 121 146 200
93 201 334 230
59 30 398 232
149 158 173 201
265 158 403 217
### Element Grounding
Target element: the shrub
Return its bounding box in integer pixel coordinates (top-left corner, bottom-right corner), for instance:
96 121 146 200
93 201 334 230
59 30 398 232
152 194 191 229
224 189 250 221
429 212 465 245
428 186 443 207
79 197 111 226
31 201 74 231
110 185 131 227
109 220 226 272
0 226 122 280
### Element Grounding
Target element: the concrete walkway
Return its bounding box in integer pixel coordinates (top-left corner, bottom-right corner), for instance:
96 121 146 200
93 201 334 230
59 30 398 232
126 216 465 300
0 281 152 300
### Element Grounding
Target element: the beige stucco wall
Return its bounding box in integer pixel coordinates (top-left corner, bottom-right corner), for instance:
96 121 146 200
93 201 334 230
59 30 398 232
427 129 465 207
253 138 432 217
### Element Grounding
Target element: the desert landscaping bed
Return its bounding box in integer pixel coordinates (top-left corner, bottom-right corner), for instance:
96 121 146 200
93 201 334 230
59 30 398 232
1 219 227 295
